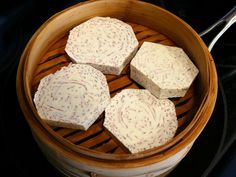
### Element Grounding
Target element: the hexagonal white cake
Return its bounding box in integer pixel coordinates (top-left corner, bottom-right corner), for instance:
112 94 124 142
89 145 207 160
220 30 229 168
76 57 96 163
131 42 199 98
65 17 139 75
34 63 110 130
104 89 178 153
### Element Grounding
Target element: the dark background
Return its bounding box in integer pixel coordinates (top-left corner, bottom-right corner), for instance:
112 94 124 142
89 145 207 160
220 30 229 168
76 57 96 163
0 0 236 177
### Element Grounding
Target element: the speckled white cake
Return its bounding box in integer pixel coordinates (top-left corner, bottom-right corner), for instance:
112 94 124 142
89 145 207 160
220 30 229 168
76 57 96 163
104 89 178 153
33 63 110 130
131 42 199 98
65 17 139 75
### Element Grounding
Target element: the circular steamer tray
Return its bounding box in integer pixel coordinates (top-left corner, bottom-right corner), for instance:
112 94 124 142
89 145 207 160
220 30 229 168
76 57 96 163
31 23 198 156
16 0 218 175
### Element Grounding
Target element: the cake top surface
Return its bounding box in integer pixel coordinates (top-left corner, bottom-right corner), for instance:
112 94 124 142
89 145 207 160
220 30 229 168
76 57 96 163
104 89 178 153
131 42 199 90
65 17 138 68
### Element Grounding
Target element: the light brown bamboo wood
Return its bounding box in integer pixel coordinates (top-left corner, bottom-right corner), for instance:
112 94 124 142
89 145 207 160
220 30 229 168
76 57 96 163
16 0 218 176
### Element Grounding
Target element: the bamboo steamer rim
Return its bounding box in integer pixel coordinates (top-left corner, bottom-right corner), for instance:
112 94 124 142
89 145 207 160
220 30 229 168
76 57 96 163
16 50 217 168
16 0 218 166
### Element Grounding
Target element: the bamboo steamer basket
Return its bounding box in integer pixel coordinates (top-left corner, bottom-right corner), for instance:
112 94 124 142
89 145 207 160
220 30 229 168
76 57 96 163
16 0 218 176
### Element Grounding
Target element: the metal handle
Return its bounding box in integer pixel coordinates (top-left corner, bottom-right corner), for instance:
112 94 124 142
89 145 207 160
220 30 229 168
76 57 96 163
199 6 236 51
199 6 236 177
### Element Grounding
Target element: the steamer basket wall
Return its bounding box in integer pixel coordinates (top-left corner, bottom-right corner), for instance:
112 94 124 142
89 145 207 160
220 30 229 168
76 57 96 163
16 0 218 176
